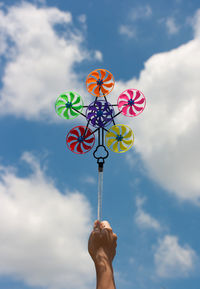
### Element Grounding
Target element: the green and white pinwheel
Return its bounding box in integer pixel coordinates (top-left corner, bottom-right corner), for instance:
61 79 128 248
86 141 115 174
55 91 84 120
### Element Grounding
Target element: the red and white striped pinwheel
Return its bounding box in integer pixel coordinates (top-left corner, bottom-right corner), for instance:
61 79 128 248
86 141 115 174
117 89 146 117
66 126 95 154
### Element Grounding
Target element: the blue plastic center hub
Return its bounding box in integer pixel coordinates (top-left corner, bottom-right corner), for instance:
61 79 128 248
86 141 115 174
77 136 84 143
66 101 72 108
97 110 103 117
97 79 103 86
116 134 123 141
128 99 134 106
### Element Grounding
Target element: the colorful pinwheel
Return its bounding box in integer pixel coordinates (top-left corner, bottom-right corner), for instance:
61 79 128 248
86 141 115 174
105 125 134 153
55 69 146 220
86 100 114 128
55 91 83 119
86 69 115 97
66 126 95 154
118 89 146 117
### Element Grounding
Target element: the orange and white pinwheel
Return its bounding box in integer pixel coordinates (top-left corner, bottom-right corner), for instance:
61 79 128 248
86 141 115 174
86 69 115 97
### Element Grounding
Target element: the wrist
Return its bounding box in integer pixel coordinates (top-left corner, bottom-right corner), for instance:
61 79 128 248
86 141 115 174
95 254 115 289
94 247 113 268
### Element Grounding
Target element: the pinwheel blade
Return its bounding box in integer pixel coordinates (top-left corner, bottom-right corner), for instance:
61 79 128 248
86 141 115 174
121 125 126 136
70 108 78 116
103 74 112 82
76 143 82 153
127 89 133 99
107 138 116 147
113 142 119 152
100 86 109 95
87 112 96 119
67 136 77 142
69 92 75 102
56 100 65 106
106 131 116 138
123 130 132 139
103 82 113 88
134 90 141 101
84 137 94 143
91 117 97 126
122 105 129 115
82 142 92 150
133 105 143 112
120 142 128 151
78 126 85 135
72 105 83 111
90 71 99 79
134 98 145 104
87 77 96 84
70 129 79 137
118 100 128 108
88 82 97 92
112 125 120 135
123 139 133 145
88 105 98 111
84 129 92 139
93 86 100 96
119 94 129 100
69 141 77 151
129 106 136 116
56 106 65 115
60 94 68 102
63 108 69 119
73 96 81 105
100 69 106 80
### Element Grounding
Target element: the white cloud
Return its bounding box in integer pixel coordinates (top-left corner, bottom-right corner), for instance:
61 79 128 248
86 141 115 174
119 5 152 38
94 50 103 61
129 5 152 21
0 152 94 289
134 196 161 230
78 14 87 24
113 9 200 203
119 25 137 39
166 17 180 35
0 2 100 121
154 235 197 278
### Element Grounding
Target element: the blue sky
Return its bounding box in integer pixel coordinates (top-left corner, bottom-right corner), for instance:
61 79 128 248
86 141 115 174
0 0 200 289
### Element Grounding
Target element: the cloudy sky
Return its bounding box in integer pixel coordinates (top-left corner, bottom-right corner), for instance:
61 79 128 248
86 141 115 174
0 0 200 289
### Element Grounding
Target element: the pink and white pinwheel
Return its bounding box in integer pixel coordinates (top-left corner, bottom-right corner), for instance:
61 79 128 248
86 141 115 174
117 89 146 117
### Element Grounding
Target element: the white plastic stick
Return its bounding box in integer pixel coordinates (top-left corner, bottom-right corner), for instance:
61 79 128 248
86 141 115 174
97 170 103 221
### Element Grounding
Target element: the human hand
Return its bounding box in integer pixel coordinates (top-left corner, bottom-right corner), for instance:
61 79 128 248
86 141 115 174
88 220 117 266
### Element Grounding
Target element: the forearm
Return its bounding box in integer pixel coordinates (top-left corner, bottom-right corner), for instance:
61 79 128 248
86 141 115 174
95 256 116 289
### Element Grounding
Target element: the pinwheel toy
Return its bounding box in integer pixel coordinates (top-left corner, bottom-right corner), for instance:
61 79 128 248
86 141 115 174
55 69 146 220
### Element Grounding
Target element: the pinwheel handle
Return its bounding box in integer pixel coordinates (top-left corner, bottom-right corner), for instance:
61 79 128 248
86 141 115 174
98 169 103 221
93 144 109 221
93 145 109 165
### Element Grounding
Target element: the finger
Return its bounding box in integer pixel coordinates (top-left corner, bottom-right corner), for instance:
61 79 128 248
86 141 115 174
93 220 100 231
89 229 101 246
112 233 117 247
101 220 112 231
113 233 117 241
101 227 113 244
